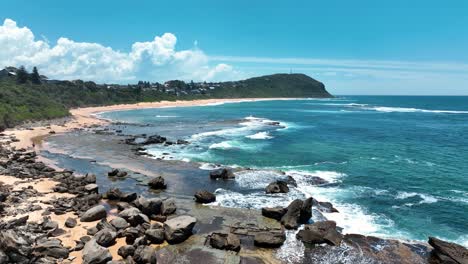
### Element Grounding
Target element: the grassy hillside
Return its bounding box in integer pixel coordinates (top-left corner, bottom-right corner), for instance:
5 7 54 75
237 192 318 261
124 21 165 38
0 73 332 130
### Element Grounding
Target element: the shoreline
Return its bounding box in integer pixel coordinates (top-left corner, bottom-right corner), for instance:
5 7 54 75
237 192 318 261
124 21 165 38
1 98 467 263
5 98 299 150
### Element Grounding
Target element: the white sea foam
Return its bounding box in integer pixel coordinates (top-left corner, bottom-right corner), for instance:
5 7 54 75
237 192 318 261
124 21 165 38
209 141 234 150
362 106 468 114
155 115 178 118
395 191 438 204
246 131 273 139
286 170 346 184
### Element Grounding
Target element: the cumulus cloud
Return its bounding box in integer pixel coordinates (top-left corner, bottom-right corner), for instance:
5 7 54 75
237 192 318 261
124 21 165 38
0 18 238 83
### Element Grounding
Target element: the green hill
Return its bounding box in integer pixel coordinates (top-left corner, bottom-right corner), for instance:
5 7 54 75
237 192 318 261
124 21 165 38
0 72 333 130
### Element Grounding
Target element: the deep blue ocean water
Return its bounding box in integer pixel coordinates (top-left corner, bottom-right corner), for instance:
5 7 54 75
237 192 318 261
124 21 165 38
100 96 468 246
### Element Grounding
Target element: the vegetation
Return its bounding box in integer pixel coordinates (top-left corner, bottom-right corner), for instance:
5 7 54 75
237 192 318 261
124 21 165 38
0 67 332 130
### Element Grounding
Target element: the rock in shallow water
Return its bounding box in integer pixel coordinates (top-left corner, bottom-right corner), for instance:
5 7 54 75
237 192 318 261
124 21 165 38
209 168 235 180
265 180 290 194
148 176 167 189
194 190 216 203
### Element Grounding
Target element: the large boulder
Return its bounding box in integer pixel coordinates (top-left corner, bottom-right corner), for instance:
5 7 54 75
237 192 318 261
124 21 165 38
164 215 197 244
94 229 117 247
194 190 216 203
117 245 135 259
261 207 287 221
254 230 286 248
265 180 289 194
296 221 343 246
280 199 303 229
82 239 112 264
133 245 157 264
148 176 167 189
137 197 162 216
299 197 313 223
118 207 148 226
208 232 241 252
145 228 165 244
428 237 468 264
80 205 107 222
161 198 177 216
110 217 129 230
0 230 32 263
209 168 235 180
33 238 69 259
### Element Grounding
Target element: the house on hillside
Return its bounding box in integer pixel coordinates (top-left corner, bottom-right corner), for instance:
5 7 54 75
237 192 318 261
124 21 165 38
0 68 16 78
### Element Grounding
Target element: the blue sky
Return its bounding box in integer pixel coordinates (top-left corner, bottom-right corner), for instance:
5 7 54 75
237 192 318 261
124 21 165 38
1 0 468 95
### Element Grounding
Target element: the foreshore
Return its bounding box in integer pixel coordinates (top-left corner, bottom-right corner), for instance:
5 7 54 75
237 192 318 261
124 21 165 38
5 98 295 150
1 98 467 264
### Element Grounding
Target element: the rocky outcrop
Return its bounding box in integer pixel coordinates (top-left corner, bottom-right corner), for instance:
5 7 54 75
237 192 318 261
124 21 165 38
164 215 197 244
296 220 343 246
194 190 216 203
208 232 241 252
148 176 167 189
253 230 286 248
265 180 289 194
280 199 303 229
429 237 468 264
209 168 235 180
261 207 287 221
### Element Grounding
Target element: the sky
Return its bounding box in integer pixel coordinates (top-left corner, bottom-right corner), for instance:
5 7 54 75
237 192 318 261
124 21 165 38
1 0 468 95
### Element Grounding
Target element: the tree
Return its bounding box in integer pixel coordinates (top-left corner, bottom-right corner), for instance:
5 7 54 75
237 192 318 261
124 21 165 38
31 66 41 84
16 66 29 84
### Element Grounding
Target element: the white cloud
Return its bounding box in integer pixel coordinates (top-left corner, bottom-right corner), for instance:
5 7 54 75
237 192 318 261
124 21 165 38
0 18 237 83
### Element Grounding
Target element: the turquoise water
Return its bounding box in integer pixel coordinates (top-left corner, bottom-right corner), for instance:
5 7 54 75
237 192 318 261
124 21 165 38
100 96 468 246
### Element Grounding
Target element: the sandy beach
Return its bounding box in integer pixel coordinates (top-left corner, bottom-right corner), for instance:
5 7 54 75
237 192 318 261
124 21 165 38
5 98 293 150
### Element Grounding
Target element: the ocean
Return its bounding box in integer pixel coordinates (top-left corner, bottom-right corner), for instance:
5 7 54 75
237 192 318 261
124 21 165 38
98 96 468 247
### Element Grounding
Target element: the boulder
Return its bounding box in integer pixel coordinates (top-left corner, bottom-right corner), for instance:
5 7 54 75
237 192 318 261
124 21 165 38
64 217 77 228
296 221 343 246
148 176 167 189
254 230 286 248
117 245 135 259
84 184 99 193
94 229 117 247
110 217 129 230
116 171 128 177
108 169 119 177
299 197 313 223
265 180 289 194
119 207 141 221
428 237 468 264
261 207 287 221
104 188 123 200
84 173 96 184
164 215 197 244
280 199 303 229
161 198 177 216
209 168 235 180
137 197 162 216
194 190 216 203
133 245 157 264
33 238 69 259
82 239 112 264
80 205 107 222
145 228 165 244
208 232 241 252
